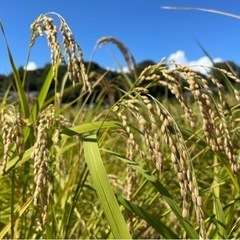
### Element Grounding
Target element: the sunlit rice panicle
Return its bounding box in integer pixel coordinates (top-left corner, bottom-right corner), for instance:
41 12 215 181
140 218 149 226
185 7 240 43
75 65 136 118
0 106 25 175
139 64 194 127
179 66 238 173
117 103 145 160
30 14 63 77
139 94 164 172
181 67 220 150
217 67 240 84
156 105 189 204
217 110 238 173
161 69 194 127
107 174 124 190
113 87 205 232
116 110 137 230
155 102 206 236
31 105 54 229
96 36 138 78
59 16 90 90
135 64 210 235
30 13 90 91
216 67 240 104
31 104 73 230
210 75 239 173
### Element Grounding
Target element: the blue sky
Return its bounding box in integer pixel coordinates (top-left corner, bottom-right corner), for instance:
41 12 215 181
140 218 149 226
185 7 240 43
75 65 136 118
0 0 240 75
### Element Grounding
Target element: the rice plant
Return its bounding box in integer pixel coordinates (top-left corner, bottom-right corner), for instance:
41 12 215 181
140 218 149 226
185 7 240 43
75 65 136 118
0 11 240 239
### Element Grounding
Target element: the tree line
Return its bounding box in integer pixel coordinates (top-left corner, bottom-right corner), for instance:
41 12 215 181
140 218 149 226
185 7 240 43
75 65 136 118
0 60 239 104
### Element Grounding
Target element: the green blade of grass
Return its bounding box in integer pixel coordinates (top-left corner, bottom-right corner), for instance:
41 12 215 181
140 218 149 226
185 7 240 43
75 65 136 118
117 195 178 239
213 194 227 239
0 21 29 118
61 121 121 139
0 196 33 239
0 147 33 177
30 66 54 122
83 134 131 239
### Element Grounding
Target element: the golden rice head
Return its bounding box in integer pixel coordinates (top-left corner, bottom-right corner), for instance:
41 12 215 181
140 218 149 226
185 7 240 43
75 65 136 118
97 36 137 78
0 106 25 175
156 102 206 237
210 71 238 134
116 109 137 230
117 112 137 192
211 86 238 172
113 85 206 237
30 13 90 91
138 63 194 127
156 105 189 208
136 65 207 234
30 15 63 77
31 104 72 230
59 17 90 90
116 95 163 170
216 67 240 103
191 185 206 238
181 67 238 174
182 68 221 149
31 105 54 230
139 94 164 172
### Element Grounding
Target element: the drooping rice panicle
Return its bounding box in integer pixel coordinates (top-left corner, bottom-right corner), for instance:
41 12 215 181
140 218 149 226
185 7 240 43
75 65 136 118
31 104 72 231
0 106 25 175
30 13 91 91
96 36 138 78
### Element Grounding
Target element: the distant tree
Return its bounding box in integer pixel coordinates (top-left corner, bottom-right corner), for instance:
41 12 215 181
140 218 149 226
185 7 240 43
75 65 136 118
0 74 8 90
85 61 105 74
3 59 240 103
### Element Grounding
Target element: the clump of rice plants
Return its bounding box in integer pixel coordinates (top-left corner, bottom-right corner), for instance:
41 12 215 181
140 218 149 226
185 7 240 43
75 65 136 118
0 12 240 239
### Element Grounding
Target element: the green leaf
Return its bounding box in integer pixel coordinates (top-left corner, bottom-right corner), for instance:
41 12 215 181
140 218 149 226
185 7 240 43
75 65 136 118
213 194 227 239
117 195 178 239
0 147 33 177
0 197 33 239
83 134 131 239
30 66 54 122
0 21 29 118
61 121 121 138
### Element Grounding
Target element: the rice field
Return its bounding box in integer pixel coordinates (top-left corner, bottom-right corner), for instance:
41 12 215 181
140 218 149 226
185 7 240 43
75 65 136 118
0 12 240 239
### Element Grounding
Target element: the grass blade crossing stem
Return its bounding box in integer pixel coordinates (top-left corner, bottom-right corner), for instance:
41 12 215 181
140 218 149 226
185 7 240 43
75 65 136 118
83 134 131 239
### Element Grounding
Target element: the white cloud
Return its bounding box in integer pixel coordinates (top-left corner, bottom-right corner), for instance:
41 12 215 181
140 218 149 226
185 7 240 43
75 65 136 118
167 50 223 75
106 66 130 73
168 50 188 65
121 66 130 73
24 61 37 71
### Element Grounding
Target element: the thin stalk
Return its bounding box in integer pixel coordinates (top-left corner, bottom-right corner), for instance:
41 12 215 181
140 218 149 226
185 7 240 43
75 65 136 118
22 40 32 87
11 170 15 239
64 164 89 239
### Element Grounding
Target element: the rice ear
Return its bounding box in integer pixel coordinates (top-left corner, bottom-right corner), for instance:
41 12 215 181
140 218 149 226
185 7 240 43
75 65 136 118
30 13 91 91
96 36 138 78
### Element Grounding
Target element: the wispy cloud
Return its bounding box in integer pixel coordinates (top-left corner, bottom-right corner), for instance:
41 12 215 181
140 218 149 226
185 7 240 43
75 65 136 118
167 50 222 75
24 61 37 71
